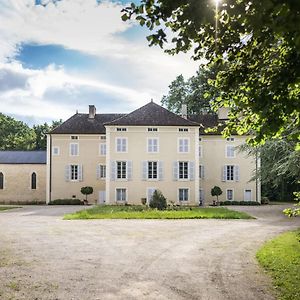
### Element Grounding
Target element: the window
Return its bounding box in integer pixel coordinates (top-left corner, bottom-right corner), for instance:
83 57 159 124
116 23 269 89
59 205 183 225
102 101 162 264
226 145 235 158
147 138 159 153
0 172 4 189
117 128 127 131
199 189 204 205
117 161 127 179
226 137 235 142
179 128 188 132
148 128 158 132
179 162 189 179
179 188 189 201
71 165 79 181
116 188 126 202
244 189 252 201
199 165 205 179
223 165 239 182
148 161 158 179
178 138 189 153
199 137 202 142
70 143 79 156
226 189 234 201
199 145 203 157
71 135 78 140
31 172 37 190
52 146 60 155
116 138 127 152
99 143 106 156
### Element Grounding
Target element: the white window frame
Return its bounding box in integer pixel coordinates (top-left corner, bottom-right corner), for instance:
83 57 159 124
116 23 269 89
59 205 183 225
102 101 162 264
178 161 189 180
178 188 189 202
226 165 235 181
147 138 159 153
178 138 189 153
147 161 158 180
70 165 79 181
225 145 236 158
244 189 252 201
100 165 106 179
69 143 79 156
52 146 60 156
116 161 127 180
116 137 127 153
116 188 127 202
226 189 234 201
99 143 106 156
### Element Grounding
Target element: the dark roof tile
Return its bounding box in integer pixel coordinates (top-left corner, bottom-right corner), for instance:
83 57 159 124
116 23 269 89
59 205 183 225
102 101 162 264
0 151 46 164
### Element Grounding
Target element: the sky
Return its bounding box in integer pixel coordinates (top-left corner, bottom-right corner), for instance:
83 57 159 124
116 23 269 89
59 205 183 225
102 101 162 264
0 0 199 126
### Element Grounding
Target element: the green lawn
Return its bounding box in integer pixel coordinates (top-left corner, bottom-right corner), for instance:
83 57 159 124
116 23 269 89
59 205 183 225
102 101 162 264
256 229 300 300
64 205 253 220
0 206 20 211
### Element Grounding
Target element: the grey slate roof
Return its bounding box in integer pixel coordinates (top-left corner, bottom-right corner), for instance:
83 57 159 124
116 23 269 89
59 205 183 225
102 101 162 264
0 151 46 164
105 102 199 127
51 113 125 134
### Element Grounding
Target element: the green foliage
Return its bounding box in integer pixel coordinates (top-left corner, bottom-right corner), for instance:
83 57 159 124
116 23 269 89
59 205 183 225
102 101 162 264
219 201 260 206
283 190 300 217
80 186 93 201
49 199 83 205
122 0 300 146
141 198 147 205
0 113 36 150
0 207 21 211
256 229 300 300
149 190 167 210
211 186 222 201
64 205 253 220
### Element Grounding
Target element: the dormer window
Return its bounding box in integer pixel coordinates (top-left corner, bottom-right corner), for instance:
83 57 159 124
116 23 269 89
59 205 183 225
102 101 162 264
117 128 127 132
179 128 188 132
71 135 78 140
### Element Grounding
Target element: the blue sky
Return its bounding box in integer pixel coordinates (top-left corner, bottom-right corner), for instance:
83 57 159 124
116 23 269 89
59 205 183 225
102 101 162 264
0 0 198 125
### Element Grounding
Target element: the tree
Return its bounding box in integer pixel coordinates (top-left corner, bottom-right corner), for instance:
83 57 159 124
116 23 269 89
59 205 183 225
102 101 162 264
0 113 36 150
80 186 93 203
122 1 300 146
211 186 222 202
149 190 167 210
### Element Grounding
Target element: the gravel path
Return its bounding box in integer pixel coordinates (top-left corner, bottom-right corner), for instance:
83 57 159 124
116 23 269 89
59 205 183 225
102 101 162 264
0 204 299 300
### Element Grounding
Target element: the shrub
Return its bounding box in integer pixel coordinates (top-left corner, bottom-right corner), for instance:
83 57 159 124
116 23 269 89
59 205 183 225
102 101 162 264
261 197 270 204
141 198 147 205
149 190 167 210
81 186 93 202
49 199 83 205
211 186 223 203
219 201 260 206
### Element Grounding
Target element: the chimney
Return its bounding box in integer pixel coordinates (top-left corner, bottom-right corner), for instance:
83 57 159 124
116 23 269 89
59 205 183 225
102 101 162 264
89 105 96 119
181 104 187 119
217 107 229 120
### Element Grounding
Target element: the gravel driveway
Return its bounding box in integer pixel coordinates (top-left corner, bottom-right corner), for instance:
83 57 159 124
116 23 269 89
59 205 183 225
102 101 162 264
0 204 299 300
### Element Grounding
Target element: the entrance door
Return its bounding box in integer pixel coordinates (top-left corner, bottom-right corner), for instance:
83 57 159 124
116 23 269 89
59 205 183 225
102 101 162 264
98 191 106 204
244 189 252 201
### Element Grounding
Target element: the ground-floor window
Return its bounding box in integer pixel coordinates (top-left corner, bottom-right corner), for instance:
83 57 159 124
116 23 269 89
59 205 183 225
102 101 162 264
244 189 252 201
0 172 3 189
31 172 37 190
226 189 234 201
179 188 189 201
116 188 126 202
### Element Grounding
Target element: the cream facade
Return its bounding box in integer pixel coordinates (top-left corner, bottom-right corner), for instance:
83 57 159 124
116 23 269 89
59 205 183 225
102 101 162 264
47 102 260 205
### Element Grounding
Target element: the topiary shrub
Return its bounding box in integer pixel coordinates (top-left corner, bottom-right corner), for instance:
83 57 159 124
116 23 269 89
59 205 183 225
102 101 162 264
211 186 223 204
81 186 93 203
149 190 167 210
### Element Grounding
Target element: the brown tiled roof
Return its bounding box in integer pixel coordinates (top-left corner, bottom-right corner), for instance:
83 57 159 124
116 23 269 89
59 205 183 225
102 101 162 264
188 114 226 135
105 102 199 127
51 113 125 134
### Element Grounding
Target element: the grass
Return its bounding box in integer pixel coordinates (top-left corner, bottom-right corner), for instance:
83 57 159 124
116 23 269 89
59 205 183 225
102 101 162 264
256 229 300 300
0 206 20 211
64 205 254 220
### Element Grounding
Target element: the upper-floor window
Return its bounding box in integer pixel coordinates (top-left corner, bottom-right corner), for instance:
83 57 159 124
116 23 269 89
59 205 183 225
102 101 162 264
52 146 60 156
71 135 78 140
178 138 189 153
148 128 158 132
117 128 127 132
31 172 37 190
199 165 205 179
70 143 79 156
97 164 106 179
148 161 158 179
100 135 106 140
173 161 194 181
226 137 235 142
179 161 189 179
179 128 188 132
0 172 4 189
116 138 127 152
179 188 189 201
117 161 127 179
147 138 159 153
226 145 235 158
222 165 240 182
99 143 106 156
71 165 79 181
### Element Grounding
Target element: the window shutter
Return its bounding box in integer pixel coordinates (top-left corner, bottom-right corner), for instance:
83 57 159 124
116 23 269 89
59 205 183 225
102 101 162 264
96 164 100 180
78 165 83 181
222 166 226 182
189 161 195 181
173 161 178 181
235 165 240 182
158 161 163 181
65 165 70 182
142 161 147 180
111 161 116 181
127 161 132 181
